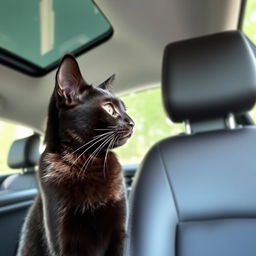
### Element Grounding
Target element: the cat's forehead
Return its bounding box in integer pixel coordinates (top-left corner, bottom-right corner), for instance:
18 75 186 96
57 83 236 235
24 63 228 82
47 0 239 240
94 87 126 109
96 87 113 97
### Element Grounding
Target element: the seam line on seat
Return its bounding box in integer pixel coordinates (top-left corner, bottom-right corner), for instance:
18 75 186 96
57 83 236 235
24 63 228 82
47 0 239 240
179 216 256 224
157 144 181 221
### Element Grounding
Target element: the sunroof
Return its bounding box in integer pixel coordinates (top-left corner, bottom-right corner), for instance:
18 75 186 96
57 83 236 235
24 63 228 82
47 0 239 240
0 0 112 76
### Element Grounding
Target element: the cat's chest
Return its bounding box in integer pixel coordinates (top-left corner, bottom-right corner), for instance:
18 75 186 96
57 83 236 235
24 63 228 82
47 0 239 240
41 151 120 180
59 206 116 255
40 151 125 207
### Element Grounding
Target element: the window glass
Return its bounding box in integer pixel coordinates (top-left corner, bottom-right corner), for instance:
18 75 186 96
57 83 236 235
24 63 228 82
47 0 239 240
114 88 184 164
243 1 256 122
250 107 256 122
0 121 33 174
0 0 111 69
243 0 256 44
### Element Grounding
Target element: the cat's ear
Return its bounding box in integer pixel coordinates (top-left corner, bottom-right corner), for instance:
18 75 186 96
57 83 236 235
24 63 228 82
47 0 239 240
55 55 90 106
98 74 115 92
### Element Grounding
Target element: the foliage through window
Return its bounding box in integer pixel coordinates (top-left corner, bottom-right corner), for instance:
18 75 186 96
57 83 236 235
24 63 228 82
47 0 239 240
243 0 256 44
243 0 256 122
114 88 184 164
0 121 33 174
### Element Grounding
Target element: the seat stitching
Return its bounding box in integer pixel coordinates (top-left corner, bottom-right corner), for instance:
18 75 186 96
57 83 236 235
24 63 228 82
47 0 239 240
157 144 181 221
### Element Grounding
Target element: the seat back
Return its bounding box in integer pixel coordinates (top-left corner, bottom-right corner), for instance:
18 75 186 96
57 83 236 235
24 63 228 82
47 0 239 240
126 31 256 256
0 134 39 256
1 134 40 191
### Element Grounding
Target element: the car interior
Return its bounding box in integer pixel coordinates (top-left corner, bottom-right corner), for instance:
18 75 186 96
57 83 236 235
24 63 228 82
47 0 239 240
1 0 256 255
126 30 256 256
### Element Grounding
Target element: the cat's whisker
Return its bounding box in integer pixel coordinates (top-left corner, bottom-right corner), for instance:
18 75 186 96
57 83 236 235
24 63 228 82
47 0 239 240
93 131 115 138
81 134 115 175
94 128 114 131
70 132 115 167
69 131 115 156
95 125 116 131
103 137 114 178
72 134 112 165
83 135 115 172
103 135 118 178
81 135 114 172
81 146 109 179
116 129 129 132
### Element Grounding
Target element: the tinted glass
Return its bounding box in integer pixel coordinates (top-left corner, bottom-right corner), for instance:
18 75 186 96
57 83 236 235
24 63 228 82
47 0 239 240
0 0 111 68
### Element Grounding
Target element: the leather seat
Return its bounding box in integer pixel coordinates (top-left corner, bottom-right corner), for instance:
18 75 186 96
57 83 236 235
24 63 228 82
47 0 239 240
1 134 40 190
125 31 256 256
0 134 40 255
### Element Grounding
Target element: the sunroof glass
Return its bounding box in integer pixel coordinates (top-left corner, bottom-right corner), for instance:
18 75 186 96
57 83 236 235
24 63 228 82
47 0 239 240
0 0 112 74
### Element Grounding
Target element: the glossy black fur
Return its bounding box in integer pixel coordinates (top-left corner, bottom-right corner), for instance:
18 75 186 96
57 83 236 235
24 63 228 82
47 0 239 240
17 55 134 256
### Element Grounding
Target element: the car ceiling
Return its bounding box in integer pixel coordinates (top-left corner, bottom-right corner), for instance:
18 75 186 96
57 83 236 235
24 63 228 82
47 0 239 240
0 0 241 132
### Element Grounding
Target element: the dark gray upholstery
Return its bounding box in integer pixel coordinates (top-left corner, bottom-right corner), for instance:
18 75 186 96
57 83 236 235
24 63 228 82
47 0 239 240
178 219 256 256
0 135 39 256
1 134 40 191
162 31 256 122
126 31 256 256
7 133 40 169
0 173 37 191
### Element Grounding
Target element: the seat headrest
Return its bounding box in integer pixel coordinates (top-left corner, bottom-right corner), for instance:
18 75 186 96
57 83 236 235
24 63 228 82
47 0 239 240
162 31 256 123
7 134 40 170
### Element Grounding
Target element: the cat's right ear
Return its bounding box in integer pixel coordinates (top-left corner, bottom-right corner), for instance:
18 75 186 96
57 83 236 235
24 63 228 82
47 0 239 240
55 55 91 106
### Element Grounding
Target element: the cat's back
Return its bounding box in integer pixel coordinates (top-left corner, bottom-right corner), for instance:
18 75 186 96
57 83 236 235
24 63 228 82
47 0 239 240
17 195 49 256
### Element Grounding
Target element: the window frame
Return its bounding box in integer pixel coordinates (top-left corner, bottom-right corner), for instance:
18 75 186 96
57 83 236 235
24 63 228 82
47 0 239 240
238 0 248 29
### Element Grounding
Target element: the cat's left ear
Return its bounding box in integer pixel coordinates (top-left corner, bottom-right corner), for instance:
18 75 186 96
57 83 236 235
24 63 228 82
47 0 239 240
98 74 115 92
55 55 91 106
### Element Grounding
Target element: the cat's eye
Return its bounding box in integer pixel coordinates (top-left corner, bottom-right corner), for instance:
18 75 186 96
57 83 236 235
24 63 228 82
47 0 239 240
103 103 118 117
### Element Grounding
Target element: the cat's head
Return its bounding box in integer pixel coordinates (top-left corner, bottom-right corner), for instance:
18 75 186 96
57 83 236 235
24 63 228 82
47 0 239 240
53 55 134 152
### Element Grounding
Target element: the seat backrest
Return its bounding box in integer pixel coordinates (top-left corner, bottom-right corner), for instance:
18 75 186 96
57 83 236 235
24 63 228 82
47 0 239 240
1 134 40 191
0 134 39 256
125 31 256 256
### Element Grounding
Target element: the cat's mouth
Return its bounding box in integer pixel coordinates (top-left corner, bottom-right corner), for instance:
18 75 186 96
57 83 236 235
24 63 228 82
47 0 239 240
119 128 133 138
121 131 132 139
115 129 133 146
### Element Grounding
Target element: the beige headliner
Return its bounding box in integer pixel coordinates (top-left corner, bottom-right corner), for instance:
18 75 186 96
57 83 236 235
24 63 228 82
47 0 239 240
0 0 241 132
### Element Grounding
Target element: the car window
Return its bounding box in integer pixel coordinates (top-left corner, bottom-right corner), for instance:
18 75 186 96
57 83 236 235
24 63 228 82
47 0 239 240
243 0 256 122
250 107 256 122
243 0 256 44
0 0 112 75
0 120 33 174
114 88 184 165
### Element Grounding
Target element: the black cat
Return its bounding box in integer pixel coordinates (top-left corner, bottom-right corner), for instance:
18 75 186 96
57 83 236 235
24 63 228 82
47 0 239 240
17 55 134 256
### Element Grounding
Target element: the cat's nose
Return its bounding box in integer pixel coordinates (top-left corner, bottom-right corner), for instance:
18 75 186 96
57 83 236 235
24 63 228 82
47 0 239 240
128 121 134 128
124 116 134 129
128 120 134 129
124 117 134 128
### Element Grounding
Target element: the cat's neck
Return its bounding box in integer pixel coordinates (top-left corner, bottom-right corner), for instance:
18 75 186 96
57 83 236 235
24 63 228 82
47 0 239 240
40 150 124 206
44 94 61 151
40 148 118 180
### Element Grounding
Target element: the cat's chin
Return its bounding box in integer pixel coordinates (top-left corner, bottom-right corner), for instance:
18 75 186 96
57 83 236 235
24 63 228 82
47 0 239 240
114 137 129 148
